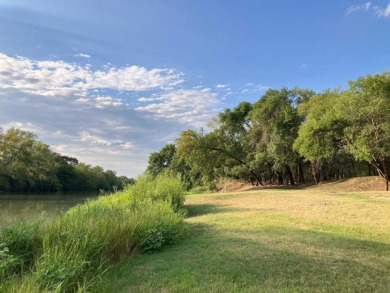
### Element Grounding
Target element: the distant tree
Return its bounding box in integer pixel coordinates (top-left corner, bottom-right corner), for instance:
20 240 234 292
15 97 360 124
0 127 132 192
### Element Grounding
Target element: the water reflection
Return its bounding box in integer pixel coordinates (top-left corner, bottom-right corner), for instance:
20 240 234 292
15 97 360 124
0 192 100 228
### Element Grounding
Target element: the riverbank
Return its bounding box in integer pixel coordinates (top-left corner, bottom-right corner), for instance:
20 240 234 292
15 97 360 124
0 174 186 292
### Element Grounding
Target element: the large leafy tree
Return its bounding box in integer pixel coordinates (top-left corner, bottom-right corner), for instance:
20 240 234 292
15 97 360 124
340 72 390 190
249 88 309 185
294 90 346 184
176 129 223 187
214 102 265 185
0 128 60 191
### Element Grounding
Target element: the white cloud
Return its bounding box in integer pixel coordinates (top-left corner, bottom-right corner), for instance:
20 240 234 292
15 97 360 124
0 53 184 97
216 84 229 88
79 131 111 146
346 2 372 15
346 2 390 18
240 83 269 95
373 3 390 17
75 53 91 58
137 97 162 102
95 96 124 108
135 88 220 126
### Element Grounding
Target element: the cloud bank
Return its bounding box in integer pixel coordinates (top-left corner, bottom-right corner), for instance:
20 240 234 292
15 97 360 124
0 53 224 177
0 53 184 97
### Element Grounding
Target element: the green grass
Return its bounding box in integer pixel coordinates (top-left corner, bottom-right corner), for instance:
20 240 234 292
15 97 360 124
96 189 390 292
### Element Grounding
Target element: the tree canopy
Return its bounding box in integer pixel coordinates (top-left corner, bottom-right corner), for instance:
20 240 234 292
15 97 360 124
145 72 390 191
0 128 134 192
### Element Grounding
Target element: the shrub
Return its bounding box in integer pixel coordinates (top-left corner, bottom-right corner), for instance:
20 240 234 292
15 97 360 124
0 222 41 279
127 173 185 212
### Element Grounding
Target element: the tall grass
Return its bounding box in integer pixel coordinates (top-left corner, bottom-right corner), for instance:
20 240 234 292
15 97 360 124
0 174 186 292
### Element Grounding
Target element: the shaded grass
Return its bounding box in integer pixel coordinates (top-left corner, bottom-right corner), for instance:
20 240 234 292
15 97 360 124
97 189 390 292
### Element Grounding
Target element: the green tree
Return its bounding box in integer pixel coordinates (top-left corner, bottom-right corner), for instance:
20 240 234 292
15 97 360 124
0 128 60 191
146 144 176 177
340 72 390 190
294 90 346 184
250 88 309 185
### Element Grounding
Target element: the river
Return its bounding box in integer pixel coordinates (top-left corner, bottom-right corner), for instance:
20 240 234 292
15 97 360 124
0 192 100 228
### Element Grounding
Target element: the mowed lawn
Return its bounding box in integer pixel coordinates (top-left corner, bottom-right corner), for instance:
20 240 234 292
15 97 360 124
97 188 390 292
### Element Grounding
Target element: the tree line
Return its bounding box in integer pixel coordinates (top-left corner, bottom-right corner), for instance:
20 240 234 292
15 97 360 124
146 72 390 190
0 128 134 192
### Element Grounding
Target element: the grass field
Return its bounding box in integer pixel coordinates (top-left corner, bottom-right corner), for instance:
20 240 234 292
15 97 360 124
97 187 390 292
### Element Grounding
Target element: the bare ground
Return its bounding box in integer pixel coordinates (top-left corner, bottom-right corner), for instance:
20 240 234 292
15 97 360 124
217 176 387 193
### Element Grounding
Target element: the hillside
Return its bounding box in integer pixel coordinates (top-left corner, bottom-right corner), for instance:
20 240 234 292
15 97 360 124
97 187 390 292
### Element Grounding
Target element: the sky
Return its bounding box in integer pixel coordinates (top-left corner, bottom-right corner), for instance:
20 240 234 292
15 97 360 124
0 0 389 177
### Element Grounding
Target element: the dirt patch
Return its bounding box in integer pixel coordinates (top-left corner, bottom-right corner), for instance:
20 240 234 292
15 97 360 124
216 176 387 193
215 179 253 193
307 176 386 192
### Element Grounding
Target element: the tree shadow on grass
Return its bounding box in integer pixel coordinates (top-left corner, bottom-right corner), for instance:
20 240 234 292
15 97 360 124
100 222 390 293
185 204 239 218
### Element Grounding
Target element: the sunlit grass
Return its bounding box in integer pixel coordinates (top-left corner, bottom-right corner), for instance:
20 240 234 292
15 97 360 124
97 189 390 292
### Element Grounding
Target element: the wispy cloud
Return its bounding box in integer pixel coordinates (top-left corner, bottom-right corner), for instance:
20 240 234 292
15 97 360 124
240 83 269 95
346 2 372 15
373 3 390 17
216 84 229 89
75 53 91 58
0 53 184 97
135 88 220 126
346 2 390 18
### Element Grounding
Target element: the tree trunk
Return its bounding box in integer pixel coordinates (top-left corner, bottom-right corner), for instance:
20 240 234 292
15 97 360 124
277 172 283 185
250 170 263 186
285 165 295 185
311 159 322 185
209 147 263 186
384 161 389 191
371 160 389 191
298 162 305 184
368 163 372 176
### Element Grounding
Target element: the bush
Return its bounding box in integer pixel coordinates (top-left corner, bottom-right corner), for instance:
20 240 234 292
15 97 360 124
127 173 185 212
0 222 41 279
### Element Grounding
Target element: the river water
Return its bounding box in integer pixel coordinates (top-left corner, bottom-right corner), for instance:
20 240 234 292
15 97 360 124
0 192 100 228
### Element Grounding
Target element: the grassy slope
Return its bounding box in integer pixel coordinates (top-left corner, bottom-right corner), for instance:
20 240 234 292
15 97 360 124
97 189 390 292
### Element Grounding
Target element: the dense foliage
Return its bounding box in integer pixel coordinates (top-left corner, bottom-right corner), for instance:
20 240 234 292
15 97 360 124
0 174 186 292
146 72 390 190
0 128 134 192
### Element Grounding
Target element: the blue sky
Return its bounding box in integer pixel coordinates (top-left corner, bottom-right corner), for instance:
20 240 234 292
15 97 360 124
0 0 389 177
